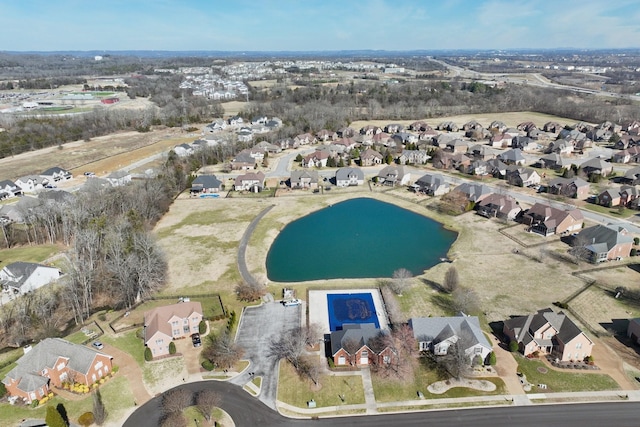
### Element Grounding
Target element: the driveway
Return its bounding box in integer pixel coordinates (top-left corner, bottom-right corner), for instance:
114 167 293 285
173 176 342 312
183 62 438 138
231 301 302 409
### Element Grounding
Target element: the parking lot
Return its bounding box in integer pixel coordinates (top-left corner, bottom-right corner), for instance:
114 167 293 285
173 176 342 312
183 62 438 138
231 301 302 409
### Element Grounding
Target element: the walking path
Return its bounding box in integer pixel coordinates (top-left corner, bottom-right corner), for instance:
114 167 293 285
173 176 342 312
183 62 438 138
237 204 274 288
100 341 152 405
360 368 378 414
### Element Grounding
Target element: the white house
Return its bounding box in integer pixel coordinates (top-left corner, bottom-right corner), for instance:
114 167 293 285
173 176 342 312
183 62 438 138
15 175 49 193
335 167 365 187
0 262 62 295
40 167 72 182
106 170 132 187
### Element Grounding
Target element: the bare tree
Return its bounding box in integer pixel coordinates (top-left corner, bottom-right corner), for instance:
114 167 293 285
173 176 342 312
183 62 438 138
162 388 193 415
235 281 266 302
443 266 459 293
203 332 244 370
195 390 221 423
380 285 407 326
389 268 413 295
268 326 308 371
452 287 480 315
160 412 187 427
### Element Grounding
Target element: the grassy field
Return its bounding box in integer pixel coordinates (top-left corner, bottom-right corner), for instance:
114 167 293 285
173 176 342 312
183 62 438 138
277 361 365 408
0 244 60 270
515 355 620 393
100 330 145 367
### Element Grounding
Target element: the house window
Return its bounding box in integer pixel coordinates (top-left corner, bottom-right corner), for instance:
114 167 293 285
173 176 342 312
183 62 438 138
173 329 180 336
57 362 65 371
383 355 391 364
172 321 178 327
42 369 48 375
95 361 103 370
183 319 188 324
156 339 163 345
576 342 582 349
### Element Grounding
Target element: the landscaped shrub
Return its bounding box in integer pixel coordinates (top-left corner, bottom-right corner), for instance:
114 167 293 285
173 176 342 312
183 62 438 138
632 249 637 257
98 313 107 322
327 357 335 368
144 347 153 362
30 399 39 408
488 351 497 366
0 382 6 398
169 342 176 355
508 340 519 352
112 365 119 374
201 360 214 371
585 355 595 365
199 320 207 335
78 412 95 427
136 328 145 339
553 301 568 309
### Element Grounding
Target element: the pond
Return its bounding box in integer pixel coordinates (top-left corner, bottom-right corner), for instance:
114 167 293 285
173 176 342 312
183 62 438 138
266 197 457 282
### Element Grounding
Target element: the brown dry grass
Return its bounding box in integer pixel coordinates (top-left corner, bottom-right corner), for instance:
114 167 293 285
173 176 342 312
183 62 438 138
0 126 204 181
155 186 588 324
221 101 248 117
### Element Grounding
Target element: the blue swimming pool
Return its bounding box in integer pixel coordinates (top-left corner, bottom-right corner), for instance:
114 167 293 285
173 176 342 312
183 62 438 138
327 293 379 331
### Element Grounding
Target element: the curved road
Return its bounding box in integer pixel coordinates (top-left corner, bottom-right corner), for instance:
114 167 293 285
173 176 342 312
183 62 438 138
124 381 640 427
237 204 275 288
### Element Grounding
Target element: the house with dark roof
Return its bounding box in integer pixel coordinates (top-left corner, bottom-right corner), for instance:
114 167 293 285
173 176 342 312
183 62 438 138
523 203 584 236
408 315 492 364
477 193 521 220
413 173 450 196
497 148 526 166
576 224 634 263
597 188 621 207
2 338 113 403
335 167 364 187
0 262 62 295
330 323 396 367
548 177 589 199
620 185 640 208
231 150 257 170
503 308 593 362
302 150 330 168
144 301 203 357
40 167 72 182
290 170 319 189
191 175 223 194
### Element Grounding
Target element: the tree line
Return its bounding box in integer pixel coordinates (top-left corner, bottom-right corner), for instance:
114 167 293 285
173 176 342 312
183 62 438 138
0 152 200 347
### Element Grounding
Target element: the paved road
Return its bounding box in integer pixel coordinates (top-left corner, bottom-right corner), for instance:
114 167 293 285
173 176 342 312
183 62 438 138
124 380 640 427
230 302 302 409
237 204 275 288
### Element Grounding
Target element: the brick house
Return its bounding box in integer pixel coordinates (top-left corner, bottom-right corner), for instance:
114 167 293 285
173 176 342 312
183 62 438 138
144 301 204 357
330 324 396 367
2 338 113 403
503 308 594 362
522 203 584 236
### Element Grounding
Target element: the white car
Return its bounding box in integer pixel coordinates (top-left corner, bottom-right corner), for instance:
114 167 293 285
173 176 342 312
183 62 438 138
283 299 301 307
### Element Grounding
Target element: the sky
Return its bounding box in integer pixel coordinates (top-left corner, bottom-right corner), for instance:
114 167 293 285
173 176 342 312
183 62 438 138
1 0 639 52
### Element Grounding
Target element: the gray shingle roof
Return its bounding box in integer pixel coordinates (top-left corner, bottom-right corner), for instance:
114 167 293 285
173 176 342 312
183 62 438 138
330 323 382 356
408 316 491 350
3 338 111 392
335 167 364 181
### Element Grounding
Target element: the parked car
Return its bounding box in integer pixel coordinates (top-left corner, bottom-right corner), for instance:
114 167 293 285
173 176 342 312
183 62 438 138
84 172 95 177
283 299 302 307
92 341 104 350
44 184 57 189
191 333 201 347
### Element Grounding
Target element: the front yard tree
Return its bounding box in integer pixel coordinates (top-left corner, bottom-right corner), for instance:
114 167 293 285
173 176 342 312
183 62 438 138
160 412 187 427
203 332 245 370
195 389 221 423
93 389 107 426
268 326 308 371
390 268 413 295
443 266 459 293
452 287 480 315
235 281 266 302
162 388 193 415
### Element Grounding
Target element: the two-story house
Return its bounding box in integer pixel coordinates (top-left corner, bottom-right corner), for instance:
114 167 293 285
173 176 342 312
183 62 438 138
144 301 204 358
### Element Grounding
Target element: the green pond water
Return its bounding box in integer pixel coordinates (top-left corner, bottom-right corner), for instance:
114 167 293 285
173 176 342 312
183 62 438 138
266 197 457 282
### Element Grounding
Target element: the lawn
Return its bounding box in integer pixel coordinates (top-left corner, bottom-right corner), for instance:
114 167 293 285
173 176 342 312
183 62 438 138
0 375 132 427
581 203 635 219
515 355 620 393
277 361 365 408
100 329 145 367
0 244 60 270
371 359 506 402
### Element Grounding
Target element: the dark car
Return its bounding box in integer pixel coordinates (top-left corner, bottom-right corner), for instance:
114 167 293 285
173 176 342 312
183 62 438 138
191 333 201 347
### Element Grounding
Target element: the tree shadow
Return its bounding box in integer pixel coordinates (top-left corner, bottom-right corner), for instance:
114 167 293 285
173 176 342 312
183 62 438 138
431 294 455 315
420 277 445 293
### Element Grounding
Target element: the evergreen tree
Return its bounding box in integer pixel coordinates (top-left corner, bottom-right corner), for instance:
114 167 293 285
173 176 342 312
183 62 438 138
45 406 67 427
